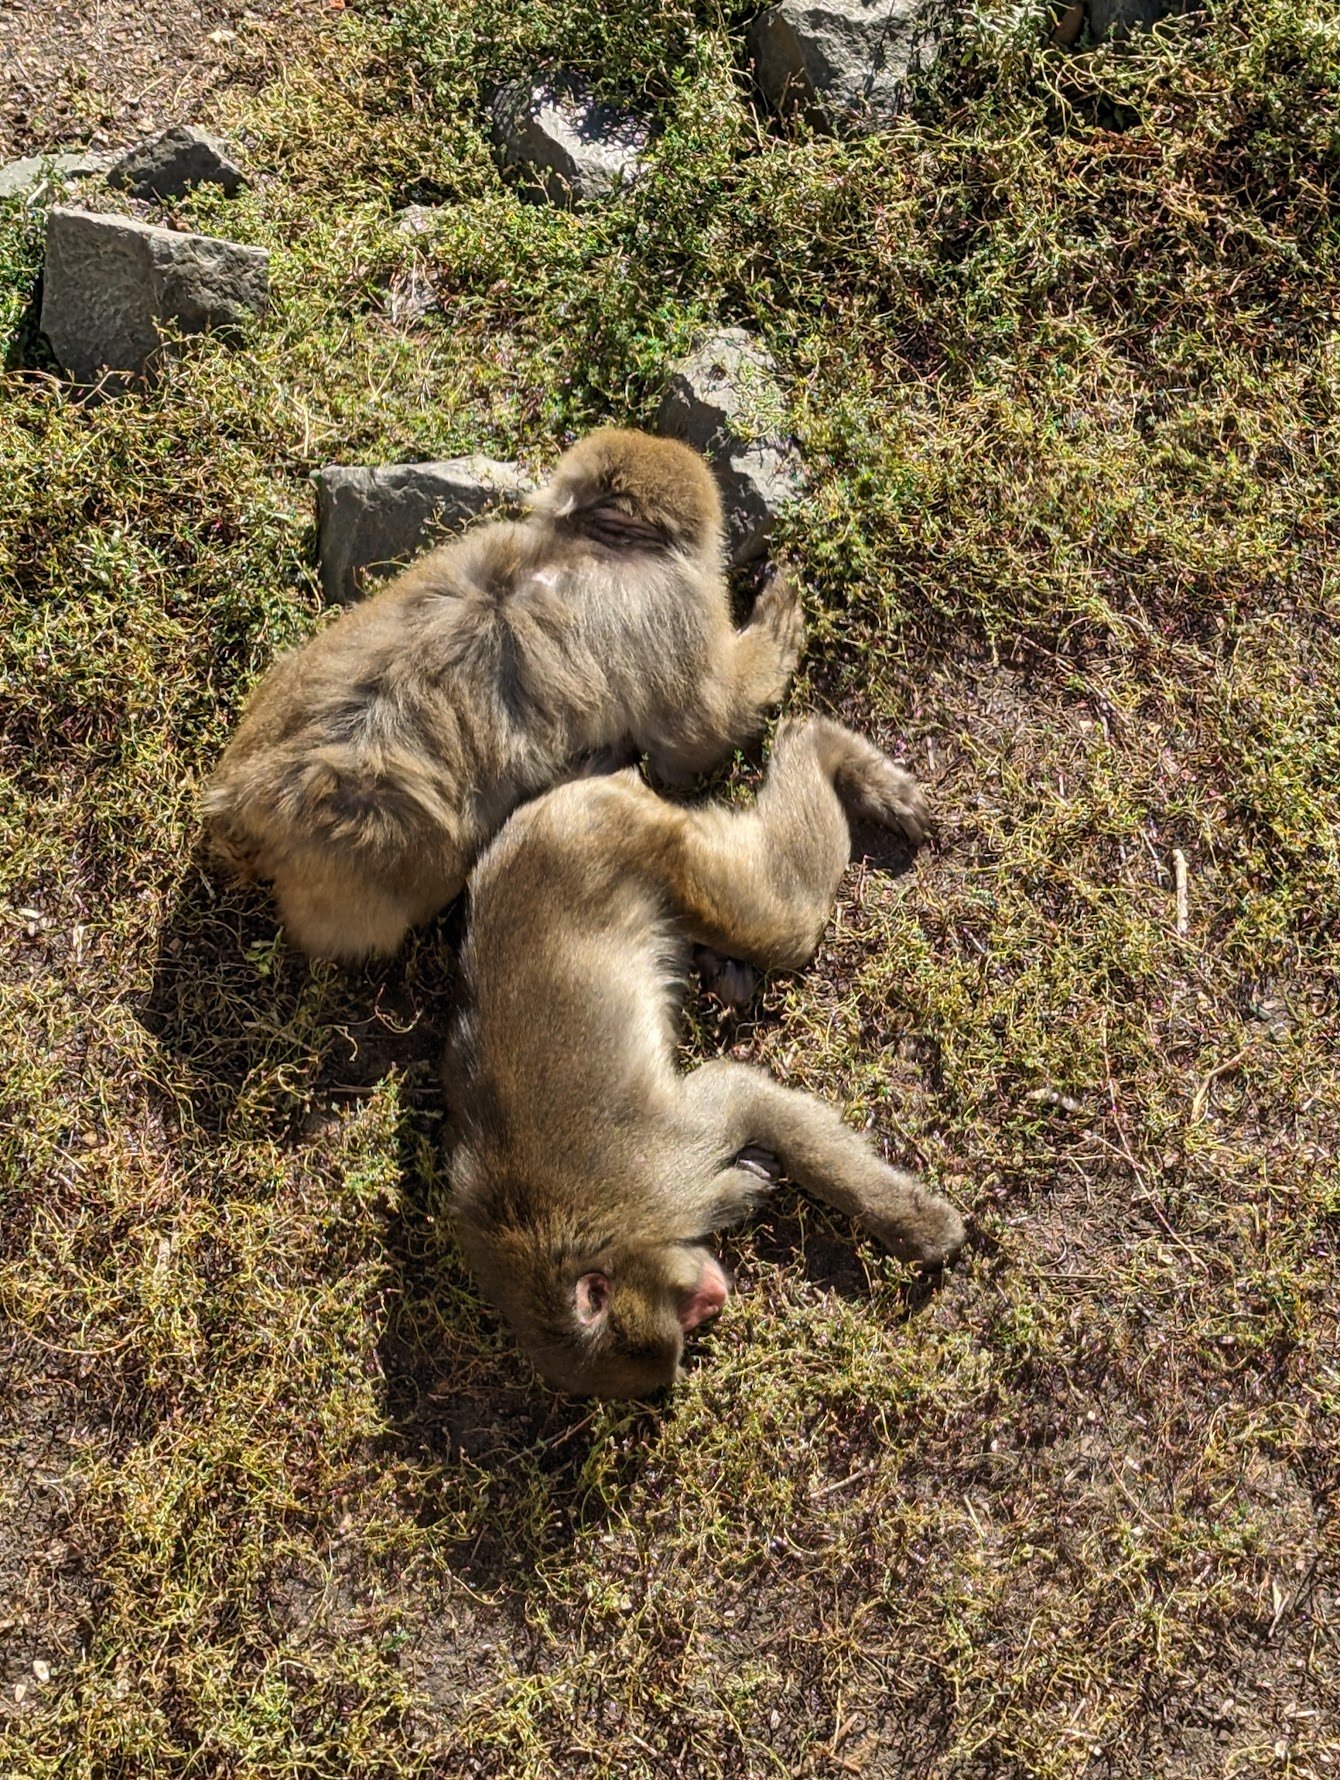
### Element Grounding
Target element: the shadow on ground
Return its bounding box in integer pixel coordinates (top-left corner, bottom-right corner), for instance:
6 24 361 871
135 849 459 1135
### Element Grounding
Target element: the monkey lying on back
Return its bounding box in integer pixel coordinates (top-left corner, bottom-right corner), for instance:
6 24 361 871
447 716 967 1397
204 429 804 962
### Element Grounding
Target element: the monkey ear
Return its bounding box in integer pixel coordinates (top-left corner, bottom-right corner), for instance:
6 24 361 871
574 1272 610 1327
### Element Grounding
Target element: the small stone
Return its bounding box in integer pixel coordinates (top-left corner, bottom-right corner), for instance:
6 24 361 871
32 1659 50 1683
658 328 801 566
314 457 536 603
395 205 439 238
41 207 269 385
386 271 437 326
748 0 941 133
490 78 648 206
0 150 114 202
108 125 245 200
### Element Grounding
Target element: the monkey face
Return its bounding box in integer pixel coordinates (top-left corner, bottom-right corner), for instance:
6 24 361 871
530 1244 730 1398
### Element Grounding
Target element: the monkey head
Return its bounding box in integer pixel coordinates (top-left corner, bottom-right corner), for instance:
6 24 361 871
530 427 725 558
460 1218 731 1397
552 1242 730 1397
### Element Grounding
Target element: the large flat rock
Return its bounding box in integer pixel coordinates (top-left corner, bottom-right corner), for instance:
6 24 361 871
41 206 269 385
315 457 536 603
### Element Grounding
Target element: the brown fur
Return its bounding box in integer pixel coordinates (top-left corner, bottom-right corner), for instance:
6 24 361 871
447 716 967 1397
203 428 805 961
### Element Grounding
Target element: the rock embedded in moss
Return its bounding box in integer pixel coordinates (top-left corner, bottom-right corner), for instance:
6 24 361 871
748 0 942 133
658 328 801 567
107 125 246 200
490 78 649 205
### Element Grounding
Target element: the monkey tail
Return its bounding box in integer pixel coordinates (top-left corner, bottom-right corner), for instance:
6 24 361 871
802 716 933 846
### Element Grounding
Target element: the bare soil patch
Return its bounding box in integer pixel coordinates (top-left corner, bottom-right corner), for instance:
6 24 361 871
0 0 328 160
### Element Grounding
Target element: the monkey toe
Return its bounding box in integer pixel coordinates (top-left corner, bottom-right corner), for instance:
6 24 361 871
872 766 934 847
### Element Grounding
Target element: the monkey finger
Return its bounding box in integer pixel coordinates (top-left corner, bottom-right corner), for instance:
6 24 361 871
694 946 758 1010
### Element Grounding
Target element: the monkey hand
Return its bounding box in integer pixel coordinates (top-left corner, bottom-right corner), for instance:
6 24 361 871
748 565 807 688
859 1170 967 1269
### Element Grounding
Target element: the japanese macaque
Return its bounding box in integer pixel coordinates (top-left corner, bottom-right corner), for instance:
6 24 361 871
203 428 804 961
447 715 967 1397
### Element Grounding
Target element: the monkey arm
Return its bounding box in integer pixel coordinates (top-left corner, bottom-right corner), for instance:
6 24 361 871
643 568 806 786
726 565 807 715
680 1059 966 1267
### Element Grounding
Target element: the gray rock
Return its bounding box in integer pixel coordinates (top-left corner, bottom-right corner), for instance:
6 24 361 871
41 206 269 385
490 78 648 205
0 150 114 202
658 328 800 567
386 270 437 326
395 205 439 238
1089 0 1195 39
748 0 941 132
315 457 536 603
108 126 245 200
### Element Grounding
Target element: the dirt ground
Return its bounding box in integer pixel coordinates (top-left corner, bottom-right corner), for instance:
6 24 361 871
0 0 328 160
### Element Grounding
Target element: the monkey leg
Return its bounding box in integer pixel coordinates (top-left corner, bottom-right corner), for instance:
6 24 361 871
682 1059 966 1266
667 715 928 972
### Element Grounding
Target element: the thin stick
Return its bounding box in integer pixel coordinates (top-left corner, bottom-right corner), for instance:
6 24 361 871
813 1464 877 1499
1190 1049 1249 1124
1173 849 1189 936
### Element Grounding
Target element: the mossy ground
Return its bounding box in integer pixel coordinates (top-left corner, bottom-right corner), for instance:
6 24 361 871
1 2 1337 1774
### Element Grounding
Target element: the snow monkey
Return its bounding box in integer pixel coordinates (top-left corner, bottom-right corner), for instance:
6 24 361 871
204 428 805 961
447 716 967 1397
